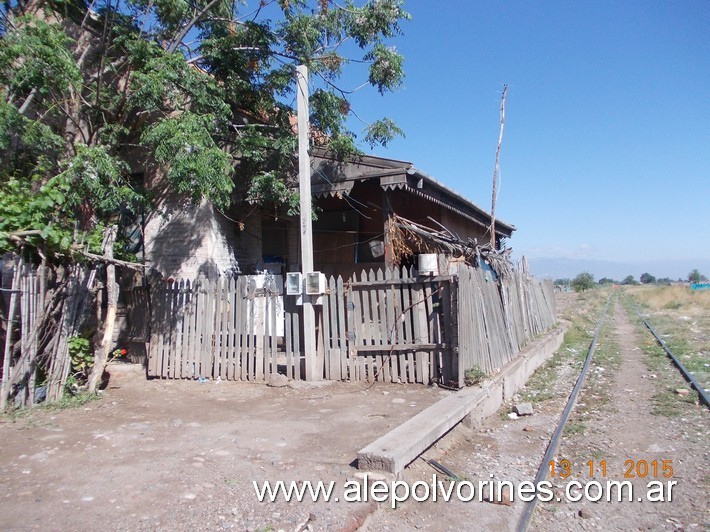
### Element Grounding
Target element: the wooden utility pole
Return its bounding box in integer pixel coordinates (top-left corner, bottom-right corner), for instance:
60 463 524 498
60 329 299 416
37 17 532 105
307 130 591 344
296 65 319 381
489 84 508 249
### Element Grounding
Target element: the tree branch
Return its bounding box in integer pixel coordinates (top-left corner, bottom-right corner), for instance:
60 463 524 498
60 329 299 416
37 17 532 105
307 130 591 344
80 250 147 270
167 0 222 54
17 87 37 115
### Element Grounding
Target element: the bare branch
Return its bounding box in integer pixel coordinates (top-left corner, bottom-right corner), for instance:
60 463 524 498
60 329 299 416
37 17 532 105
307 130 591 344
79 250 147 270
489 84 507 248
17 87 37 115
167 0 222 54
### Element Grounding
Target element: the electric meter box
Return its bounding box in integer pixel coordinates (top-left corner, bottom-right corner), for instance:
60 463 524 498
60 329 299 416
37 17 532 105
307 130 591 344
286 272 303 295
305 272 326 295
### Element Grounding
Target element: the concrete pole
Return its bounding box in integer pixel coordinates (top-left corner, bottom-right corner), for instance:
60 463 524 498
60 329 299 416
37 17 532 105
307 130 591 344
296 65 319 381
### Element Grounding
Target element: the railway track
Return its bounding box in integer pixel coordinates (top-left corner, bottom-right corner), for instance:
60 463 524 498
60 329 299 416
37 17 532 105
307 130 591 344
517 293 709 531
633 305 710 408
516 294 613 532
365 289 707 530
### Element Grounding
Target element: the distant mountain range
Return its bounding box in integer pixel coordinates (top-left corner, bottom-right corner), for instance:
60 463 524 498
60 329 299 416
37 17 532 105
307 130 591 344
523 257 710 282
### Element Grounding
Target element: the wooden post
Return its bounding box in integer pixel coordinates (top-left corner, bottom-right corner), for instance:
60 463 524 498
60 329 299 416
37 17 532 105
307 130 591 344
296 65 319 381
87 226 118 392
489 84 507 249
1 255 23 410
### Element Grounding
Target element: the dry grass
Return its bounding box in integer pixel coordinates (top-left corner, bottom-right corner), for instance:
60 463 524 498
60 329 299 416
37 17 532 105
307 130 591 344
624 285 710 394
625 285 710 312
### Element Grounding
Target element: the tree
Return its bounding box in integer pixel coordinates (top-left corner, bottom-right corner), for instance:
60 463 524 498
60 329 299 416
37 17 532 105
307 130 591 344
598 277 617 285
1 0 410 257
688 269 707 283
640 272 656 284
0 0 410 398
571 272 595 292
553 278 570 288
621 275 638 285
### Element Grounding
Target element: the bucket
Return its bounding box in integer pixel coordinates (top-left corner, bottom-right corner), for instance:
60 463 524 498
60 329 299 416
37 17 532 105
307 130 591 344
417 253 439 276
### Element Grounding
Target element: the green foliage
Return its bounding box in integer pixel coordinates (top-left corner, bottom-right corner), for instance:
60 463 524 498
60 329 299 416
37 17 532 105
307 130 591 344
622 275 639 286
365 44 405 94
571 271 595 292
0 142 141 254
688 269 707 283
464 365 487 386
247 171 300 215
1 0 410 258
310 89 349 137
0 100 64 177
364 117 404 148
0 17 81 104
640 272 656 284
141 112 232 208
327 133 361 160
598 277 617 285
68 336 94 376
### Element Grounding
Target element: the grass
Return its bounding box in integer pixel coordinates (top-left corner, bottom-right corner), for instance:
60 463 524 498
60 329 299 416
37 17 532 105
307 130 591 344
464 365 487 386
521 287 612 405
563 422 586 435
621 288 707 416
521 351 563 403
648 387 698 417
625 284 710 312
2 390 101 423
561 313 621 438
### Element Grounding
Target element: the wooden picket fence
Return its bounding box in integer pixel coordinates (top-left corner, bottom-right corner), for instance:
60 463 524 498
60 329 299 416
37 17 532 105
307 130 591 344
323 267 455 385
144 265 555 386
147 275 301 381
456 265 556 383
146 268 453 383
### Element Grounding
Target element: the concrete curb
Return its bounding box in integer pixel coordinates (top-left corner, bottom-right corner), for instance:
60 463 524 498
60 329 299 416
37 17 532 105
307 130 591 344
357 323 568 474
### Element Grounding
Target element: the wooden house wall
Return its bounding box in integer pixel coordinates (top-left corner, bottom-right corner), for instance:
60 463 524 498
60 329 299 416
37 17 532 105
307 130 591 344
313 182 385 278
439 209 489 244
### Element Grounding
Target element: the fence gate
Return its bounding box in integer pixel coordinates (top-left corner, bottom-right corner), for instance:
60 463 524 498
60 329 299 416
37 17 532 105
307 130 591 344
335 267 457 386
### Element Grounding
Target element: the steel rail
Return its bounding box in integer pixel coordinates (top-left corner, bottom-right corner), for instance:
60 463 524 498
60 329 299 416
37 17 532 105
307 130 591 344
516 294 612 532
634 308 710 408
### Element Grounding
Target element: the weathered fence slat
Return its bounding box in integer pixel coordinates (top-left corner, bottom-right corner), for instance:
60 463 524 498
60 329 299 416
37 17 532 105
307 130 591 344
400 267 414 383
376 268 389 382
142 261 555 388
336 276 349 381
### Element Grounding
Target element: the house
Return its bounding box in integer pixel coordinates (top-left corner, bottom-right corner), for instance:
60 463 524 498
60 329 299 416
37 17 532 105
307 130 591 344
125 146 562 391
142 148 515 280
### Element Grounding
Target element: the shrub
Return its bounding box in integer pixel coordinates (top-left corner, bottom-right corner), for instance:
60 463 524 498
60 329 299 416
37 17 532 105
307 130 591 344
464 365 487 386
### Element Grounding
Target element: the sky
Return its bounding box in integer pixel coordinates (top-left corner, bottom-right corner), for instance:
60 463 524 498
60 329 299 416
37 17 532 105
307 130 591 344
340 0 709 273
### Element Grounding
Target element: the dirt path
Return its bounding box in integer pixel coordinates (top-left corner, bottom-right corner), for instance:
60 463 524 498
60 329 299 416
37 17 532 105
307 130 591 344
534 300 709 530
367 296 709 531
1 295 706 531
0 374 447 531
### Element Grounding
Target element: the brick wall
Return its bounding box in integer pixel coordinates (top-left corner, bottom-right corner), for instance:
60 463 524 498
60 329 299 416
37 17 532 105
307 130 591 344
143 187 272 279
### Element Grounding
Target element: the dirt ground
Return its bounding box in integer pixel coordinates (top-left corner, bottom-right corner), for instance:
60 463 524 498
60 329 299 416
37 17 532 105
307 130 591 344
1 291 708 531
0 373 448 531
531 299 708 530
366 293 709 531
